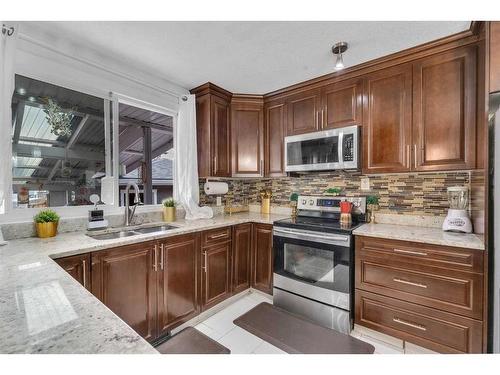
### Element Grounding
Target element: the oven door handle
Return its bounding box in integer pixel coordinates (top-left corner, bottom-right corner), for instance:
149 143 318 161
273 227 350 246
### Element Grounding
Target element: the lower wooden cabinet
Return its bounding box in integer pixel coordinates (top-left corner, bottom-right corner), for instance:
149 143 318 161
157 233 200 336
55 253 91 291
91 241 158 342
251 223 273 295
201 236 232 310
232 223 252 294
354 236 485 353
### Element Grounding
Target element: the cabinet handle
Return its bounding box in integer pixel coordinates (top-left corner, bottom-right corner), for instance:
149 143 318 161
414 144 417 169
406 145 410 169
393 317 427 331
82 259 87 288
213 155 217 175
321 109 324 128
394 248 428 257
202 251 207 273
316 111 320 128
209 232 227 240
160 243 164 271
153 245 158 272
393 277 428 289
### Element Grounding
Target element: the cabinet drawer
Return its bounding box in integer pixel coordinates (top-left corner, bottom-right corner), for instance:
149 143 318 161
201 227 232 247
355 290 483 353
356 236 483 273
356 258 483 319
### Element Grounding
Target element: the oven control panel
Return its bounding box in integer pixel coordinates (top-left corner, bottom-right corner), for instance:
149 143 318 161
297 195 366 214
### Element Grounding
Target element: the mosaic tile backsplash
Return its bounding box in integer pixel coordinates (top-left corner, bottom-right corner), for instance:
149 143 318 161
200 171 481 217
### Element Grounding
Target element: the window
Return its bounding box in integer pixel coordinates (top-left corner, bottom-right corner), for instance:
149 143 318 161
11 75 108 209
117 102 174 206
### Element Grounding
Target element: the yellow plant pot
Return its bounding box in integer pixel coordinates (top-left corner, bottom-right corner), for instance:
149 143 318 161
261 198 271 214
36 221 58 238
163 207 176 222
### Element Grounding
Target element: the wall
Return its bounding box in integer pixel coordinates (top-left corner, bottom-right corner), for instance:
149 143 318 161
200 171 482 218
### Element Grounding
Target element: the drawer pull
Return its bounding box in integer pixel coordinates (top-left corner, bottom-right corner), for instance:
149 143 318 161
393 278 428 289
394 248 428 257
209 233 227 240
393 317 427 331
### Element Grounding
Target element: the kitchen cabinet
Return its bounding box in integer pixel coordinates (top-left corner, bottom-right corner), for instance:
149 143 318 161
191 83 232 177
362 63 413 174
412 45 477 171
251 223 273 295
490 21 500 93
321 78 363 130
55 253 91 291
201 227 232 310
157 233 200 336
264 99 286 177
232 223 252 294
91 241 158 342
354 236 485 353
286 88 321 135
231 96 264 177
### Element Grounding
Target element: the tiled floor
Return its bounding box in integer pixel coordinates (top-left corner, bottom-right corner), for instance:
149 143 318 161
193 290 428 354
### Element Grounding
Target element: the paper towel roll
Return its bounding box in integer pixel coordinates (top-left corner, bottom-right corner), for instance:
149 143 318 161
204 181 229 195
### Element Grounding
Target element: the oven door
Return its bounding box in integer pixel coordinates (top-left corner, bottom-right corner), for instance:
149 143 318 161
273 227 352 310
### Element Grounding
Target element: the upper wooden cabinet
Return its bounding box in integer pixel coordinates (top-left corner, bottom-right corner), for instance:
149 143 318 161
231 96 264 177
286 88 321 135
191 83 232 177
265 99 287 177
55 253 91 291
157 233 200 336
321 78 363 130
412 45 477 171
490 21 500 93
363 63 413 174
91 242 158 342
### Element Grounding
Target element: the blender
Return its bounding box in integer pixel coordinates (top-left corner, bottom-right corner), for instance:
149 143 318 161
442 186 472 233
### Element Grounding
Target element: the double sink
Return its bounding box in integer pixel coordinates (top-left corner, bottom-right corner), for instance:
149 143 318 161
87 224 177 241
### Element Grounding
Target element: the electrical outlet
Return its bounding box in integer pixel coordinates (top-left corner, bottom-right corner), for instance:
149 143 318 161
360 177 370 191
216 196 222 206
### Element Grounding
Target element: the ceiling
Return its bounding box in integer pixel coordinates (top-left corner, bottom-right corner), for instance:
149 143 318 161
22 21 471 94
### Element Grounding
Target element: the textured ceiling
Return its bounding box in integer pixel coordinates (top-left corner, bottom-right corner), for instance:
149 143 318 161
21 21 471 94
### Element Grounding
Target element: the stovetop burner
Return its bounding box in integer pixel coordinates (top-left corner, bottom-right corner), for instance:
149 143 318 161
274 216 364 234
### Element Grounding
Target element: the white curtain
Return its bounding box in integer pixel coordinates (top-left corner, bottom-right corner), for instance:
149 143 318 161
175 94 213 220
0 23 18 215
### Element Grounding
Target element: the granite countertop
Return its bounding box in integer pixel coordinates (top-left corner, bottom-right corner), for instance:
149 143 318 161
0 212 288 354
353 223 485 250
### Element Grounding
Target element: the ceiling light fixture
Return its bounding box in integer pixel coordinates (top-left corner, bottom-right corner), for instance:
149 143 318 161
17 88 26 95
332 42 348 71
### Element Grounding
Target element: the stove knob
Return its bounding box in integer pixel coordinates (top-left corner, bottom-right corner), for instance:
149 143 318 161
302 199 307 205
309 199 315 205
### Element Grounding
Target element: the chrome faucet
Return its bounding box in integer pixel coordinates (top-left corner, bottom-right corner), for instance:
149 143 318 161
124 182 142 226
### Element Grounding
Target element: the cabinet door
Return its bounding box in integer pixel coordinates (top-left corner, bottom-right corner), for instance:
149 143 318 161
91 242 157 341
490 21 500 93
363 64 413 173
201 241 232 310
195 94 211 178
231 102 264 176
55 253 91 291
265 100 286 177
211 95 231 177
252 224 273 295
232 223 252 294
322 78 363 129
157 234 200 335
413 46 477 171
286 89 321 135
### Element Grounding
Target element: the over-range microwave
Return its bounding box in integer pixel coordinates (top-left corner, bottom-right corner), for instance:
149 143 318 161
284 125 360 172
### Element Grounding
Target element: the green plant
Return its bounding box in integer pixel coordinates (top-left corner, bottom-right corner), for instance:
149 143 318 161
290 193 299 202
325 187 342 195
162 198 177 208
367 195 379 206
34 209 60 223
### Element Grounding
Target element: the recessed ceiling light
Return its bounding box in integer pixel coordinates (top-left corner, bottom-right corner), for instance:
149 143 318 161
17 88 26 95
27 96 36 102
332 42 348 71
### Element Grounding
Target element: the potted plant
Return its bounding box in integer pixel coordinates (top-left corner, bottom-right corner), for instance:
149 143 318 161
34 209 60 238
290 193 299 218
366 195 380 223
162 198 177 222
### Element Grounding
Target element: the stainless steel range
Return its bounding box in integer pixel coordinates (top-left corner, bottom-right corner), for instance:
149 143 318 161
273 195 366 334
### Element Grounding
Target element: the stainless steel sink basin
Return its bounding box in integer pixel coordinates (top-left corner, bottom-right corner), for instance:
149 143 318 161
133 225 177 234
87 230 139 240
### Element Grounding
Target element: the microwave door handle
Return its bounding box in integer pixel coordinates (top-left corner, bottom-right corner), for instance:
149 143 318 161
338 132 344 167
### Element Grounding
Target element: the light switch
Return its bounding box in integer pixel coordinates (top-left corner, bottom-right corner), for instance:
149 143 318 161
216 196 222 206
360 177 370 191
